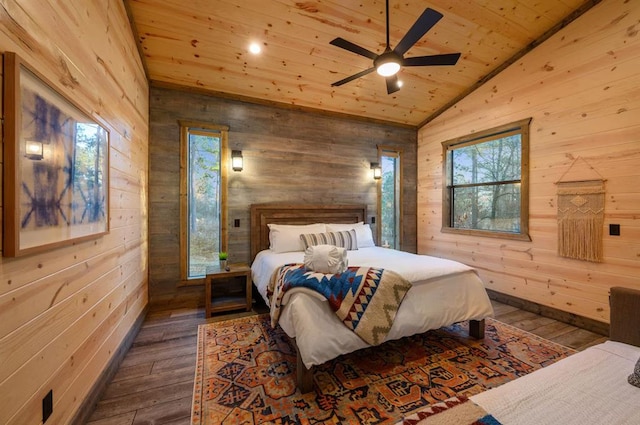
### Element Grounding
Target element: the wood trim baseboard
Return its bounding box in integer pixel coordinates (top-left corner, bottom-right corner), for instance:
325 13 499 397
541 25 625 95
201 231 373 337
487 289 609 336
70 305 149 425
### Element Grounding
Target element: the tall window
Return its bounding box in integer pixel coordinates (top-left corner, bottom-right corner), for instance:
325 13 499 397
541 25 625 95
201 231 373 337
179 121 229 281
442 118 531 241
378 146 402 249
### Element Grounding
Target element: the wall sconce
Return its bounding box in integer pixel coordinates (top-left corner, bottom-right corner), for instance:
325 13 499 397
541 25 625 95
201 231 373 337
25 140 44 160
231 150 243 172
370 162 382 180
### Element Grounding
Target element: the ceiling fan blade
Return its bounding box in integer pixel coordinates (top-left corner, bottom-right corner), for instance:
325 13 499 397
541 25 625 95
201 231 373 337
393 8 443 56
330 37 378 60
403 52 461 67
331 67 376 87
386 75 401 94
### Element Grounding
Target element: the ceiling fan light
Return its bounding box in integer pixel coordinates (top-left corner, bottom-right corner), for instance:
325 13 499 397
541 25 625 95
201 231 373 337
376 60 400 77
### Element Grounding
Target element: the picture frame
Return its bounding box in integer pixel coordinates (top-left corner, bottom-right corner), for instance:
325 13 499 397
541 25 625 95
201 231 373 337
3 52 109 257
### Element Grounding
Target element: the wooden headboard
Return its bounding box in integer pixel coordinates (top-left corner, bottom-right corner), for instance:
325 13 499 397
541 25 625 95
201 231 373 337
250 203 367 261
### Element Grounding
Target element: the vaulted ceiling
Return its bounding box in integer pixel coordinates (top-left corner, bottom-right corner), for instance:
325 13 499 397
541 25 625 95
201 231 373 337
126 0 596 127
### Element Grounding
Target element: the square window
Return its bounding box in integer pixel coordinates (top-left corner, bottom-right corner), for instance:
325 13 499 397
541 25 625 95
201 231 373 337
442 119 531 241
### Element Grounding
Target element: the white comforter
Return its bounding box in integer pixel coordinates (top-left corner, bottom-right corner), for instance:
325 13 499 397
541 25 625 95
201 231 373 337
471 341 640 425
251 247 494 368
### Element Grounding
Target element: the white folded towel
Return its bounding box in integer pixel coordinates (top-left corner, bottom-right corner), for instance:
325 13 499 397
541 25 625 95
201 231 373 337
303 244 348 274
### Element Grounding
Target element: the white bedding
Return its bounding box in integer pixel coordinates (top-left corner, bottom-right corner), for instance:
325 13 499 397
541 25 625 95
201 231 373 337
471 340 640 425
251 247 494 368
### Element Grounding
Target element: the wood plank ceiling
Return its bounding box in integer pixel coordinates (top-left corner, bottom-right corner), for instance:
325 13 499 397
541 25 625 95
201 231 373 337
126 0 595 127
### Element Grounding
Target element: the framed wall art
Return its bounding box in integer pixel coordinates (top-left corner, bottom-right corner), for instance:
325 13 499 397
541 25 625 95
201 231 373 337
3 52 109 257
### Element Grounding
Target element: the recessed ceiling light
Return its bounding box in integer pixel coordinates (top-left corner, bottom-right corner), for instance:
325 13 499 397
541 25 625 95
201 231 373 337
249 42 261 54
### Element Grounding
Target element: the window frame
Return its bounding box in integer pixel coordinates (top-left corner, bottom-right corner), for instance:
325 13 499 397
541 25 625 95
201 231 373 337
441 118 531 241
178 120 230 284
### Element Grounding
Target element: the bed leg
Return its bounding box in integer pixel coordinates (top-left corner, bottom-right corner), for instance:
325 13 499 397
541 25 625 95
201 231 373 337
469 319 485 339
296 349 314 393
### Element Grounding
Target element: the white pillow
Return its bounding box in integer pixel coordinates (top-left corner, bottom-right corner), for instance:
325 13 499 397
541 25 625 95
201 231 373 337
303 244 348 274
268 223 326 253
326 222 375 248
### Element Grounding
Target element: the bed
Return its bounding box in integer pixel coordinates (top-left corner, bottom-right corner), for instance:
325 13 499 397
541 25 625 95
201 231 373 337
465 286 640 425
250 203 494 393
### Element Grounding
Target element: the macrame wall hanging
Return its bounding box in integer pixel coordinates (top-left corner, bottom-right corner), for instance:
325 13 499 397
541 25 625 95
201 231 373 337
556 157 606 262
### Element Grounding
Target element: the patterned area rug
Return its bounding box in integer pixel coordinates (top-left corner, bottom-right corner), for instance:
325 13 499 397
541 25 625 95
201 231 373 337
191 314 575 424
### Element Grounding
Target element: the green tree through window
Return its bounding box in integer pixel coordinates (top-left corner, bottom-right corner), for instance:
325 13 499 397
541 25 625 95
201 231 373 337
378 147 402 249
188 132 221 277
179 122 229 282
380 156 399 248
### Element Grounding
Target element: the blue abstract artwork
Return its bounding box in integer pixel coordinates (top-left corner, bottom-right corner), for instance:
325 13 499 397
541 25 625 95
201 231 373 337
13 62 108 253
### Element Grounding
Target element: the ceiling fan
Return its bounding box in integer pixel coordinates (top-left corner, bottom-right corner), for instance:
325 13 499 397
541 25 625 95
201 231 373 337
330 0 461 94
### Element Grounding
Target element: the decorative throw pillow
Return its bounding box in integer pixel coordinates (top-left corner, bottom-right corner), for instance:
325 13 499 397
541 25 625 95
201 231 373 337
629 356 640 388
268 223 326 253
300 230 357 250
303 244 348 274
326 222 376 248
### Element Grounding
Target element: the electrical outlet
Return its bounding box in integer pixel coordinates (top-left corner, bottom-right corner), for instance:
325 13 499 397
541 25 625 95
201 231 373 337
234 219 240 228
371 217 375 224
43 390 53 423
609 224 620 236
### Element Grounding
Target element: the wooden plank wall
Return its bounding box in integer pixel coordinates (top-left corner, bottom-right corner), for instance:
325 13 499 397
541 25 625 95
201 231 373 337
0 1 149 424
149 85 417 301
417 0 640 324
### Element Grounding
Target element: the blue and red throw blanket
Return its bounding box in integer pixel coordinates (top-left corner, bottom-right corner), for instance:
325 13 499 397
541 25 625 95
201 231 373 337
396 395 502 425
267 263 411 345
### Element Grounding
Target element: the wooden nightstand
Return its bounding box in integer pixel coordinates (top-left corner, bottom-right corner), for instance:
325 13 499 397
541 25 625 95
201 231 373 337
204 263 252 317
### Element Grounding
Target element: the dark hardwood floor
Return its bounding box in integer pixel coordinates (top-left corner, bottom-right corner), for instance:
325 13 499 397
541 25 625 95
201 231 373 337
85 298 608 425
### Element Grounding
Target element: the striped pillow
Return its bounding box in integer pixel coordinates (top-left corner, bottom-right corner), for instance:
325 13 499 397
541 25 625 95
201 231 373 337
300 230 358 250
